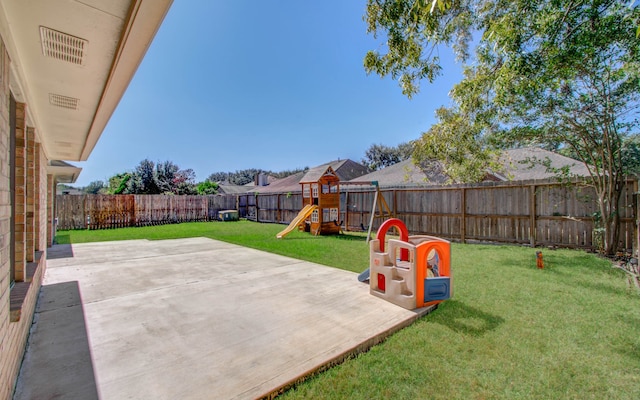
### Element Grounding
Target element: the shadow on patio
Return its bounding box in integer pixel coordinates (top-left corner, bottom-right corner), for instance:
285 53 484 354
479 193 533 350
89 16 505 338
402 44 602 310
13 280 99 400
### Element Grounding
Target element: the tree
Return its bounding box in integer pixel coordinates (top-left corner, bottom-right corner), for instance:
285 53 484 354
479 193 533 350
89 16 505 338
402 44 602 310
155 160 180 194
362 142 413 170
83 180 105 194
105 173 132 194
270 168 308 179
229 169 261 186
196 180 218 195
106 160 197 195
207 169 263 185
134 159 160 194
207 172 229 183
173 168 197 195
364 0 640 255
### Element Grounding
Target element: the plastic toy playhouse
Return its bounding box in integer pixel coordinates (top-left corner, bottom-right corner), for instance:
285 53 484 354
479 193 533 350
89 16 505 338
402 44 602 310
369 218 452 309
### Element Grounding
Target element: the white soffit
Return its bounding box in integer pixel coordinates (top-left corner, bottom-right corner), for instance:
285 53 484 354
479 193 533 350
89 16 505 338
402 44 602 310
0 0 173 161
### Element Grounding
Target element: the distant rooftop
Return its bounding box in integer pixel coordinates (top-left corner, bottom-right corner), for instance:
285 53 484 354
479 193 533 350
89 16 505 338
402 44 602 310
349 147 590 188
498 147 591 181
250 159 370 193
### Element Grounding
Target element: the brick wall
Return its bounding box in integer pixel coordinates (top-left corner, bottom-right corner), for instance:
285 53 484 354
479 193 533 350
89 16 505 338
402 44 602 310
0 36 13 399
0 35 50 399
38 147 46 251
26 127 35 261
47 174 54 247
14 102 25 281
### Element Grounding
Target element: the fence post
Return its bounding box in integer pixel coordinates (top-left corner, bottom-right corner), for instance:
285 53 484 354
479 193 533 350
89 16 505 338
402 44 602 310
529 184 537 247
83 195 88 229
129 195 135 227
345 191 350 231
393 189 397 217
461 187 466 244
277 193 281 223
235 194 239 218
635 179 639 258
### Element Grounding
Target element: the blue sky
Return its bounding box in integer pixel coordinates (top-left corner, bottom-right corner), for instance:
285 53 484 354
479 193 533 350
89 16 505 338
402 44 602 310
73 0 463 187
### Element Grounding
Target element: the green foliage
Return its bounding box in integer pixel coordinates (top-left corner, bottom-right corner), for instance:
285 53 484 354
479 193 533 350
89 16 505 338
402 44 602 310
133 159 160 194
361 142 414 171
83 180 105 194
196 180 219 195
621 135 640 177
207 168 308 185
270 167 308 179
413 107 502 183
364 0 640 254
207 169 262 185
364 0 461 98
105 159 197 195
106 173 131 195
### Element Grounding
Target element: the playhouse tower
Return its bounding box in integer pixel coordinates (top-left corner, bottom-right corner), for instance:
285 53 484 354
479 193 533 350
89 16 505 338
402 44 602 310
300 165 341 235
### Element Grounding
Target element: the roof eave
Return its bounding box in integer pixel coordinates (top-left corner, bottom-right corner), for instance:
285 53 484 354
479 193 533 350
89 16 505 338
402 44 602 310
80 0 173 160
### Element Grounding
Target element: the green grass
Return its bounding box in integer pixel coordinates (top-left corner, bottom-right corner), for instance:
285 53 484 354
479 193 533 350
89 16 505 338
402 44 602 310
56 221 640 399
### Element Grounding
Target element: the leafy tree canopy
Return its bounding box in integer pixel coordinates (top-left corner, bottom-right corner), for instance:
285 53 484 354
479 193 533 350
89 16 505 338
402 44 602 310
105 159 197 195
361 142 413 170
105 173 131 195
364 0 640 254
196 180 219 195
207 168 307 186
83 180 105 194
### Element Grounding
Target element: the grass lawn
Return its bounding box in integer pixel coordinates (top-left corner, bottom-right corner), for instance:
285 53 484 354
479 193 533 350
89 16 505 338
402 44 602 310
56 221 640 399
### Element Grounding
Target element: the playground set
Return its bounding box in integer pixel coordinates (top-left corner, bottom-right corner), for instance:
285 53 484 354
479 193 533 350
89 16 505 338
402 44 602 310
276 166 392 239
275 171 452 310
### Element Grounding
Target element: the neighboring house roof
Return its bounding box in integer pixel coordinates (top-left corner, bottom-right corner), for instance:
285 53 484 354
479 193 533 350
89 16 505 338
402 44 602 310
349 147 589 188
216 184 253 194
332 159 371 181
249 159 370 193
498 147 590 181
349 159 448 188
301 159 370 183
56 186 84 195
249 171 305 194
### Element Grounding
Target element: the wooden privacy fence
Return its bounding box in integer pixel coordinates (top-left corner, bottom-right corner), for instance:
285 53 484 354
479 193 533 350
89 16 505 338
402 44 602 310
56 178 638 252
238 178 638 252
56 194 238 230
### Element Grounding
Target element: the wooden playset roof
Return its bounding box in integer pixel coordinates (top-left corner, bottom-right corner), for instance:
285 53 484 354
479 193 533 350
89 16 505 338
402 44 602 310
300 165 338 184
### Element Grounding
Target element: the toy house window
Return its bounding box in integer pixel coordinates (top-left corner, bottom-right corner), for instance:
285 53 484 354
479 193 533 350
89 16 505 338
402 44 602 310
311 184 318 198
322 184 329 194
322 208 329 221
330 184 338 193
311 209 319 223
303 184 310 198
330 208 338 221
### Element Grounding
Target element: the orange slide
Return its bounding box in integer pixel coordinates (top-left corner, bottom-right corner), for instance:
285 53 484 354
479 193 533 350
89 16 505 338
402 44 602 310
276 205 318 239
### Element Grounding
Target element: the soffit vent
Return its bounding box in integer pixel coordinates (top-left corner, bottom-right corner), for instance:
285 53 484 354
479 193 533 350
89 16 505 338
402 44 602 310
49 93 79 110
39 26 87 66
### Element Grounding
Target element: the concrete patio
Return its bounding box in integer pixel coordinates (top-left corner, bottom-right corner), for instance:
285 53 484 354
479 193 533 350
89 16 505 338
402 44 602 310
13 237 434 400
